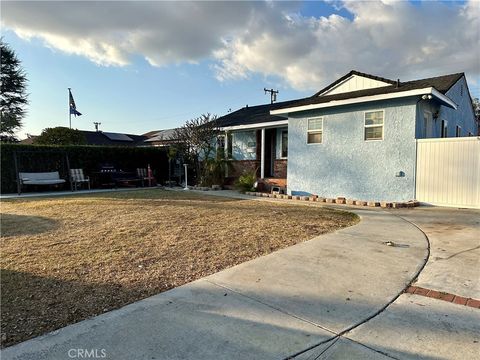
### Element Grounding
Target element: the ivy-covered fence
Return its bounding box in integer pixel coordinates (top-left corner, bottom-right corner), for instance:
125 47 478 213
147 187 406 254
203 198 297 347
0 144 169 194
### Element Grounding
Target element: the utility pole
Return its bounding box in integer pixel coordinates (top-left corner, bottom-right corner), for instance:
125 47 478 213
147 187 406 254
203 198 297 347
93 122 101 132
264 88 279 104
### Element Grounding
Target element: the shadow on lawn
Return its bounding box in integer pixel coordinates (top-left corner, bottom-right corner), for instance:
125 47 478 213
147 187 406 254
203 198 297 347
0 269 147 348
0 214 60 237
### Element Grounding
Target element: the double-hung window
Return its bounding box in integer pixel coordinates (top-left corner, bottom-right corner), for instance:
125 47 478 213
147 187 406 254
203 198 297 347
307 117 323 144
364 110 384 141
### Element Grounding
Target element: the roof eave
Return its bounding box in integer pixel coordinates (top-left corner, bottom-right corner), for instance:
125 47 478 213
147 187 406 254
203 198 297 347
271 87 457 116
220 119 289 131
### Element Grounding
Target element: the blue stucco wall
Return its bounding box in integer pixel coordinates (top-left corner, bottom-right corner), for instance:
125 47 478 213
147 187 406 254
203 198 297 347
416 77 477 138
287 99 418 201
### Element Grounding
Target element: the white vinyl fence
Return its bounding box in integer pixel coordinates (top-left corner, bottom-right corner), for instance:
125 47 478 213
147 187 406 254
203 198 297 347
415 137 480 208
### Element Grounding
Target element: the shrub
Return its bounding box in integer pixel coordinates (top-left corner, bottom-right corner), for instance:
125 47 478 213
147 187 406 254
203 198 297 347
235 169 258 192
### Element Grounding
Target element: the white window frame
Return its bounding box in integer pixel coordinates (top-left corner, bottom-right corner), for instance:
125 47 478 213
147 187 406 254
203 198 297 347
423 111 432 138
364 110 384 141
307 117 323 144
280 129 288 158
441 119 448 138
456 125 461 137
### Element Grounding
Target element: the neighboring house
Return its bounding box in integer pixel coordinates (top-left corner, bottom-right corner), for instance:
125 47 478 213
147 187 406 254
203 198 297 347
217 70 477 202
21 130 148 146
143 128 179 147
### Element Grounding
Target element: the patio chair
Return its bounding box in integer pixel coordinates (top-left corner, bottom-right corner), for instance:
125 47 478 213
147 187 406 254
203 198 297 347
136 167 156 187
70 169 91 191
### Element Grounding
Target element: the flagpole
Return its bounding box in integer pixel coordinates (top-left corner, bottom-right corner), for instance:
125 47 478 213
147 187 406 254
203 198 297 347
68 87 71 129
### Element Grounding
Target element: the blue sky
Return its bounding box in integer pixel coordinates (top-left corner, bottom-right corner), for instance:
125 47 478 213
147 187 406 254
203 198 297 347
2 1 479 139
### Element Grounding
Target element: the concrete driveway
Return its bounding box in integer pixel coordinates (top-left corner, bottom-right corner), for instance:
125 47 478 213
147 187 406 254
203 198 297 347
2 199 479 360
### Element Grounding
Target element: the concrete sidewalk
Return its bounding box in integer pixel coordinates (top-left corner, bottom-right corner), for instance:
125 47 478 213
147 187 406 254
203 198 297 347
2 207 428 360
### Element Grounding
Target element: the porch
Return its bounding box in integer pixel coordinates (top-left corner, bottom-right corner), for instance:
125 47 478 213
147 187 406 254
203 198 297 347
221 124 288 189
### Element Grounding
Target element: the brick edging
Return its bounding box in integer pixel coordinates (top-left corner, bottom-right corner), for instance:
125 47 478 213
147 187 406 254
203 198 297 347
244 192 420 209
405 286 480 308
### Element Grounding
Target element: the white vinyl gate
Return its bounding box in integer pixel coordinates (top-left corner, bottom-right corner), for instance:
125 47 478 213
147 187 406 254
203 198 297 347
415 137 480 209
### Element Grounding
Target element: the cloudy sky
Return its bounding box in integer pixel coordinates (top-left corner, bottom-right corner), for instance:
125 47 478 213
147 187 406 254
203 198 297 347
1 0 479 138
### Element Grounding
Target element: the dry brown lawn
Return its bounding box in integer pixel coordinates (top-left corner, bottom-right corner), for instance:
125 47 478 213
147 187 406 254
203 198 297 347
0 189 358 347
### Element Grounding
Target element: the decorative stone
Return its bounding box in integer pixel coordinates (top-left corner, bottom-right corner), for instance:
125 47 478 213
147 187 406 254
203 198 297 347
325 198 335 203
368 201 380 207
346 199 355 205
380 201 393 208
355 200 367 206
336 198 346 204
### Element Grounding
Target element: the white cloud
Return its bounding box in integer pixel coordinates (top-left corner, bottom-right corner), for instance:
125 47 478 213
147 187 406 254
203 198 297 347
2 1 479 91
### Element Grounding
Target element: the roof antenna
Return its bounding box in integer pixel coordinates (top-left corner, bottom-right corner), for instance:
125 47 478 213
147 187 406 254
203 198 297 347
264 88 279 104
93 122 101 132
396 79 401 88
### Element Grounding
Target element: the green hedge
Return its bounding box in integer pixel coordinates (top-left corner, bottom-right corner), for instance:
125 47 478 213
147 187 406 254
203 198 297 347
1 144 169 194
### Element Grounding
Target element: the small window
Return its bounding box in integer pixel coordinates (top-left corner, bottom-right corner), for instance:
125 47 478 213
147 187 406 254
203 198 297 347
364 110 384 141
307 117 323 144
281 130 288 157
456 126 461 137
441 120 448 138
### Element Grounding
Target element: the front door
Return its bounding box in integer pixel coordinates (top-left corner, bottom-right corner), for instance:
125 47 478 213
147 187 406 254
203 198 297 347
264 129 275 177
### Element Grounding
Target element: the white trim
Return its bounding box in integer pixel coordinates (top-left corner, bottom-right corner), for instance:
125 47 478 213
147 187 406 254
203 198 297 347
271 87 457 115
318 74 392 96
306 117 323 144
220 120 288 131
417 136 479 143
431 88 457 109
260 128 265 179
280 129 288 159
364 109 384 141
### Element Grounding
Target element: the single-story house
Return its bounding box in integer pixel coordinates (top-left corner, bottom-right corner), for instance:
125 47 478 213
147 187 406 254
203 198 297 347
216 70 478 202
142 128 180 147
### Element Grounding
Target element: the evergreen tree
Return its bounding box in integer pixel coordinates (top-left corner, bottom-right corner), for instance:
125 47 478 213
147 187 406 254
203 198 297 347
1 39 28 140
34 127 87 145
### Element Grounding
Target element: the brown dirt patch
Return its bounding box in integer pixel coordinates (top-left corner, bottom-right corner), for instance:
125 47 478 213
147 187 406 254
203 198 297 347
0 189 358 347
